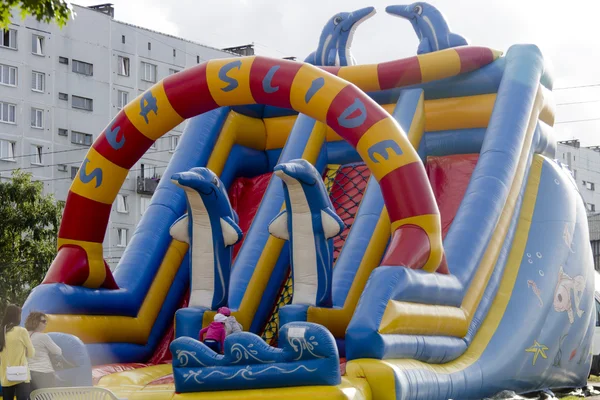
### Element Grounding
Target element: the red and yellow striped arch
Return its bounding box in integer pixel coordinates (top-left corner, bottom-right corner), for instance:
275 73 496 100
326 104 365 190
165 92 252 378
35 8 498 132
43 47 501 289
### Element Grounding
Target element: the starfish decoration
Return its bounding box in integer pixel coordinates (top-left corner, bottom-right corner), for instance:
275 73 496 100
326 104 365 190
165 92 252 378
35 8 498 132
526 340 549 365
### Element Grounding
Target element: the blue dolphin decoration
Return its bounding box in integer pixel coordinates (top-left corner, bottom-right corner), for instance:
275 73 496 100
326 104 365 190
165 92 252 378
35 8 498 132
170 168 243 310
268 159 344 308
386 2 468 54
304 6 376 66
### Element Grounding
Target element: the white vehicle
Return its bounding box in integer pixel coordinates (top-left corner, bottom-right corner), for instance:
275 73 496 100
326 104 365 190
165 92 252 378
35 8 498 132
591 271 600 375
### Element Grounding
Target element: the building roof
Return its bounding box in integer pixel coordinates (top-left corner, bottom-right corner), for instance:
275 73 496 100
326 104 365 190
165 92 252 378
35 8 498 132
72 3 239 57
558 139 580 148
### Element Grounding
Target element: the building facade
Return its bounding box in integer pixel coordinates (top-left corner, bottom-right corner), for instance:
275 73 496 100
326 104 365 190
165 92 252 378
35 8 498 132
589 213 600 271
0 4 237 268
557 140 600 215
557 140 600 271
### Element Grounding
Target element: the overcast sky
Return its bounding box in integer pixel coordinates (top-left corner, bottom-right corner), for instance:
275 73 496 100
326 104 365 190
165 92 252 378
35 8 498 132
73 0 600 146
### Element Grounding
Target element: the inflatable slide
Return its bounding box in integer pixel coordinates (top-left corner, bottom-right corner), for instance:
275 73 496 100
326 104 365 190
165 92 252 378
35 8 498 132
21 3 595 399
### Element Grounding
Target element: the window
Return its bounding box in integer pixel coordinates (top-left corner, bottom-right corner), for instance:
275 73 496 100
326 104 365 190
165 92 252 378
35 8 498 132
172 49 176 57
31 71 44 92
118 56 130 76
117 228 128 247
70 166 79 179
573 169 577 179
141 62 156 82
1 29 17 49
57 164 67 172
0 102 16 124
140 197 151 215
58 128 68 136
117 90 129 109
584 181 595 191
196 55 200 63
141 163 156 179
0 140 15 161
71 131 93 146
587 203 596 212
30 144 42 165
169 68 179 75
72 95 93 111
59 56 68 65
170 135 179 152
0 64 17 86
72 60 93 76
121 35 125 44
31 107 43 128
148 42 151 50
58 92 68 101
116 194 128 213
31 34 44 55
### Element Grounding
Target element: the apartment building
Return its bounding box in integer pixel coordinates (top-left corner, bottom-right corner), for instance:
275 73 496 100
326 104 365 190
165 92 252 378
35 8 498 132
0 3 237 267
557 139 600 215
588 213 600 271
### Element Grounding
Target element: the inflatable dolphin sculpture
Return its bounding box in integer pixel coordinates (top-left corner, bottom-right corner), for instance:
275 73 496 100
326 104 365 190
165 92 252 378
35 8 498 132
386 2 468 54
305 6 376 66
170 168 242 310
268 159 344 307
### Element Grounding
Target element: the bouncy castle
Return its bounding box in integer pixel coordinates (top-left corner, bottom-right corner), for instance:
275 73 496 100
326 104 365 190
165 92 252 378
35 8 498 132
22 3 596 399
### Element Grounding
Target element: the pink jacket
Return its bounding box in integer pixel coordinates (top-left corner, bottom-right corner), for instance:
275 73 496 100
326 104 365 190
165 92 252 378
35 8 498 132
199 322 226 350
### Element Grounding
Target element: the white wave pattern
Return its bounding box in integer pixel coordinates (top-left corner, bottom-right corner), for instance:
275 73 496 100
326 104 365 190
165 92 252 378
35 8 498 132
288 335 325 360
183 370 204 384
230 343 277 364
183 369 231 384
233 365 317 381
183 364 317 384
176 349 209 367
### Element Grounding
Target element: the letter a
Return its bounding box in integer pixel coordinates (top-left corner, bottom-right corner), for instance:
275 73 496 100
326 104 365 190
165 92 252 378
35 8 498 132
139 91 158 124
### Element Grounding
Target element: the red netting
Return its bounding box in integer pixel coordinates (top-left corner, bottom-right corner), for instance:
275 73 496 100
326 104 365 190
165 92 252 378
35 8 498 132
327 164 371 261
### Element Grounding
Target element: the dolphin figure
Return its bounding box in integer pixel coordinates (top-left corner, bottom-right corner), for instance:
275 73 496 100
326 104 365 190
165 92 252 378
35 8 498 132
386 2 468 54
304 6 376 66
268 159 344 307
169 167 243 310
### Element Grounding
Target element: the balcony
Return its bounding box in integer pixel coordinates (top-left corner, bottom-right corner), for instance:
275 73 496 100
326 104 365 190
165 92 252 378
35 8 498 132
137 176 160 195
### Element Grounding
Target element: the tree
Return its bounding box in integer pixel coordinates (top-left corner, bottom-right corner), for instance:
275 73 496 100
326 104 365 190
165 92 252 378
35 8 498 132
0 0 72 29
0 170 64 311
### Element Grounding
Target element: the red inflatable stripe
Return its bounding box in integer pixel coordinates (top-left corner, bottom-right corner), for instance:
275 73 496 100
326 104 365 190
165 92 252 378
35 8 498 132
58 192 112 243
249 58 303 109
93 111 155 170
380 162 439 222
326 85 388 147
163 63 219 119
456 47 495 74
377 56 422 90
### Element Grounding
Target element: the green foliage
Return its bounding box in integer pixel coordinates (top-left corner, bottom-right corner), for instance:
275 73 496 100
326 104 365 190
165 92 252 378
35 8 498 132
0 170 64 311
0 0 72 29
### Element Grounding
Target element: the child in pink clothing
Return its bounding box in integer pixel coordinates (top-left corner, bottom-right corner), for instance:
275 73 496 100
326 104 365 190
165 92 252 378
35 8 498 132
198 313 227 353
217 307 243 335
